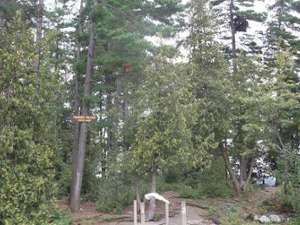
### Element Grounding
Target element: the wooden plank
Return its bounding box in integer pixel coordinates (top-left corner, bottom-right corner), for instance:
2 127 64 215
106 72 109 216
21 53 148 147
140 202 145 225
134 200 138 225
165 203 169 225
181 201 187 225
73 115 97 122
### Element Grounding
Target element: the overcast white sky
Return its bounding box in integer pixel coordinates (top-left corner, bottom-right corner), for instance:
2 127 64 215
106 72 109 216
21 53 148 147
44 0 300 57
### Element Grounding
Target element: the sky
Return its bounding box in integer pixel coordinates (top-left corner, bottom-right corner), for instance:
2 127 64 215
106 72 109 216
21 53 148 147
44 0 300 58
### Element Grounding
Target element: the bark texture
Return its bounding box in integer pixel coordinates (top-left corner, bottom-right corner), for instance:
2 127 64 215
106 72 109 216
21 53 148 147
70 19 96 212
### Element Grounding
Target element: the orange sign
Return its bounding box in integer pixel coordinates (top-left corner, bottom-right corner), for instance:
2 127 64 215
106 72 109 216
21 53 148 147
73 115 97 122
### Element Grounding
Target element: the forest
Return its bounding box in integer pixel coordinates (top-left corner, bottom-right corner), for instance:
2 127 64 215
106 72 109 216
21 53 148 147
1 0 300 224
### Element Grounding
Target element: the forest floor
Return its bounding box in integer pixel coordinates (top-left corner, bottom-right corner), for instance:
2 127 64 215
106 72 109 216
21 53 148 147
58 187 290 225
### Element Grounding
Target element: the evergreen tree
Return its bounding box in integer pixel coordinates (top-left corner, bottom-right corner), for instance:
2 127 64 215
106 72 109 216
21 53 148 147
265 0 300 72
0 13 59 224
69 0 186 212
130 48 204 220
270 50 300 212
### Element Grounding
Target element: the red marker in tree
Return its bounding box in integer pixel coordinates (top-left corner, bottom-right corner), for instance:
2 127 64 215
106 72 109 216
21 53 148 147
123 63 132 73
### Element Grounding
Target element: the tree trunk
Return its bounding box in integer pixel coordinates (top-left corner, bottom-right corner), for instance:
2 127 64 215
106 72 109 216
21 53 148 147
229 0 237 72
244 157 255 189
148 166 157 221
134 178 141 213
70 0 83 203
239 155 248 189
283 150 289 194
35 0 43 94
70 19 96 212
240 156 255 191
222 148 241 196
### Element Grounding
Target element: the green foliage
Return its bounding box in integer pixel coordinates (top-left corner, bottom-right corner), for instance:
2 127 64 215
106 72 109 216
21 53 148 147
0 14 58 224
271 50 300 214
220 209 253 225
185 158 233 198
0 129 55 224
288 217 300 225
277 153 300 213
130 48 204 176
158 158 232 198
49 210 72 225
94 176 135 214
279 190 300 214
240 10 267 22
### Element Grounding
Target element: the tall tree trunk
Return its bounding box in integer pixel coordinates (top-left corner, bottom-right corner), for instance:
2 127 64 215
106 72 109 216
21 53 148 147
283 149 289 194
70 19 96 212
35 0 43 94
148 165 157 221
70 0 84 203
229 0 237 72
104 73 115 175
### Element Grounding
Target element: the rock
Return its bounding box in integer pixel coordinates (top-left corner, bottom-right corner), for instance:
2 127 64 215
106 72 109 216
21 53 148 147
269 214 281 223
211 217 221 224
258 215 271 223
188 220 201 225
245 213 254 220
254 214 260 221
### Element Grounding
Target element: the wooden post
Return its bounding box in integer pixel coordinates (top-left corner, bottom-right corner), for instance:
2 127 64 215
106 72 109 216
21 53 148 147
134 200 138 225
181 201 187 225
140 202 145 225
165 203 169 225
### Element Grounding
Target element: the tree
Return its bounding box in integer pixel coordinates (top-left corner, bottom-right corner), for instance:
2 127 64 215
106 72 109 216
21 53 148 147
0 13 58 224
210 0 268 62
69 0 186 212
70 0 97 211
265 0 300 70
188 0 274 195
269 50 300 212
130 48 202 220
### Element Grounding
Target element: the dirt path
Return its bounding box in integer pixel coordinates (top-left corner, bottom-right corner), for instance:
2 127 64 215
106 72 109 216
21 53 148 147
66 187 279 225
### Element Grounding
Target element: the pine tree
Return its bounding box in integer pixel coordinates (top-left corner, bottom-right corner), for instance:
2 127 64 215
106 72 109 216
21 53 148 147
69 0 186 212
210 0 268 61
265 0 300 72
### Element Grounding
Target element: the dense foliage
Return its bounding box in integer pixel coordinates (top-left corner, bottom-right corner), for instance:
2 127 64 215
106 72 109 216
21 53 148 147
0 14 59 224
0 0 300 223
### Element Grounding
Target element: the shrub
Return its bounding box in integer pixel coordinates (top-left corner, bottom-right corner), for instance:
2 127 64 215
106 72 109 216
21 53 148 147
49 210 72 225
160 157 232 198
0 14 58 225
288 217 300 225
0 129 56 224
93 174 135 214
279 188 300 213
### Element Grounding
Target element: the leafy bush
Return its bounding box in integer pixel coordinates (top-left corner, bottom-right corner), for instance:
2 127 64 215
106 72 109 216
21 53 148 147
49 210 72 225
220 208 254 225
158 181 202 198
160 157 233 198
0 15 57 224
276 153 300 213
279 188 300 213
288 217 300 225
0 129 56 225
93 174 136 214
186 158 233 198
